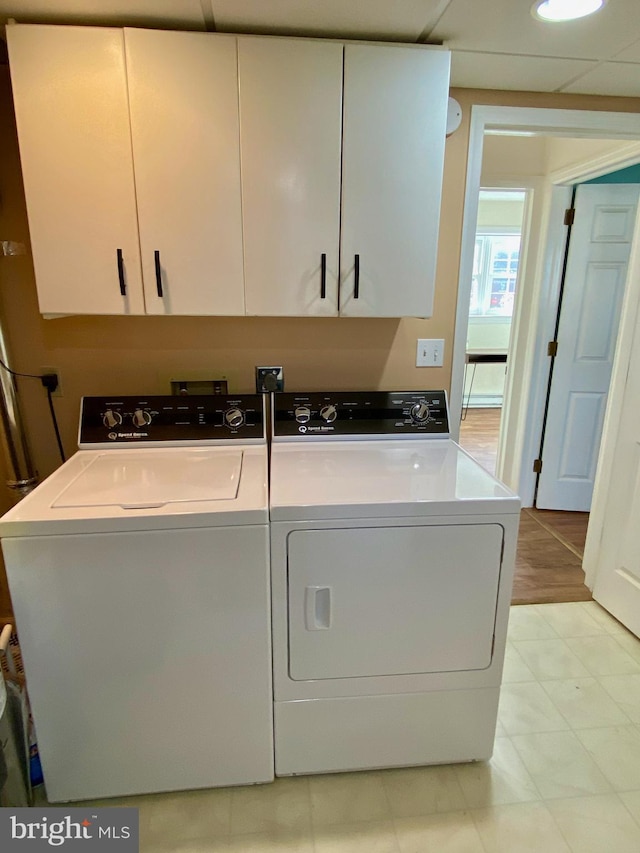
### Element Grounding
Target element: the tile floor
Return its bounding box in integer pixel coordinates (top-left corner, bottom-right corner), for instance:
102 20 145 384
56 601 640 852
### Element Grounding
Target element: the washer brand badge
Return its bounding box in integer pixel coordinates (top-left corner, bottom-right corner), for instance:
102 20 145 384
0 808 139 852
112 432 148 440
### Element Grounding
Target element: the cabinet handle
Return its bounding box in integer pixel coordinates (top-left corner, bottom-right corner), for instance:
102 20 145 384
117 249 126 296
320 253 327 299
354 254 360 299
154 250 163 297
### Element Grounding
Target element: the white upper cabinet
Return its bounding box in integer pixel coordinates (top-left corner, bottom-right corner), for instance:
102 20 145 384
124 29 245 315
8 24 450 319
339 44 450 318
239 38 449 318
7 24 145 315
239 38 343 317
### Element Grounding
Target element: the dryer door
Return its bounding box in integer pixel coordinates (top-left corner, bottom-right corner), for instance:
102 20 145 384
287 523 503 680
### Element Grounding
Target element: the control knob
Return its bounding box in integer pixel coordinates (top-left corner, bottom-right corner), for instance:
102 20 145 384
320 404 337 423
102 409 122 429
411 401 430 423
225 407 245 429
294 405 311 424
132 408 152 428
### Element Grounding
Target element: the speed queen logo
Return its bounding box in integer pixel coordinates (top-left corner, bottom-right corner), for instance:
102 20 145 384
0 808 138 851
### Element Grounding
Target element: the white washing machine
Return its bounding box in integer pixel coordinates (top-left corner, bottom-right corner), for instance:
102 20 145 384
269 390 520 776
0 394 273 802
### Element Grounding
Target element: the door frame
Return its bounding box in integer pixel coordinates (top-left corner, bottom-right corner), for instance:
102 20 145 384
451 105 640 509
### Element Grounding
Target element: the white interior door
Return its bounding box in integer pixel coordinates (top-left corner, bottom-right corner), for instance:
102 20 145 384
592 246 640 636
536 184 640 511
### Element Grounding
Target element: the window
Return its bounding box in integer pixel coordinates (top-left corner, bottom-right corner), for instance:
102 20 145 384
470 233 521 317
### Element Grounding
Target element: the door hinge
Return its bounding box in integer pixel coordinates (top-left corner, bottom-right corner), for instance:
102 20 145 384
547 340 558 357
533 458 543 474
564 207 575 226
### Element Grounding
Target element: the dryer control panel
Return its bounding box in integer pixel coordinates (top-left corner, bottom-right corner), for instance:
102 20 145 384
79 395 265 445
273 391 449 439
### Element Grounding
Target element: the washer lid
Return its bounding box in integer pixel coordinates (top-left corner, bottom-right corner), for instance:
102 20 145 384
52 450 243 509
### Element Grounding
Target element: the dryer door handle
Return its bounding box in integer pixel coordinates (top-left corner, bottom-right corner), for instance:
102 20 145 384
305 586 332 630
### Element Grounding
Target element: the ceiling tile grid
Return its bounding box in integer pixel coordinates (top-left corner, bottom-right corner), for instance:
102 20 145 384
0 0 639 97
211 0 449 42
427 0 640 61
450 51 599 94
562 61 640 97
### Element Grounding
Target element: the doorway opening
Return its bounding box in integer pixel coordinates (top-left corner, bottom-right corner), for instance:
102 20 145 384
459 187 528 475
450 107 640 507
451 107 640 604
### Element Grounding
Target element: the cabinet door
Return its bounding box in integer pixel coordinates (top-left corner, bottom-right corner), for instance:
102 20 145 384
125 30 245 315
239 37 343 316
339 45 450 318
7 25 145 315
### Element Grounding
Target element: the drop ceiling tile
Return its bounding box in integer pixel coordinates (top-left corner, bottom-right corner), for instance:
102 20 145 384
450 51 597 93
0 0 207 29
613 39 640 63
212 0 449 41
430 0 640 62
561 62 640 97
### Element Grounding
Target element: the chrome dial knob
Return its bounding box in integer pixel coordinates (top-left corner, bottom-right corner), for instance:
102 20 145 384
320 404 337 423
294 405 311 424
132 408 151 428
102 409 122 429
411 402 430 423
225 408 245 429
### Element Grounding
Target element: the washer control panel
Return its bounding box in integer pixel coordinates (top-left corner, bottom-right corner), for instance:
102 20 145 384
273 391 449 439
80 395 265 445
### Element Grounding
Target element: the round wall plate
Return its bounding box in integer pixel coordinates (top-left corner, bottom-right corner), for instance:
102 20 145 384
447 97 462 137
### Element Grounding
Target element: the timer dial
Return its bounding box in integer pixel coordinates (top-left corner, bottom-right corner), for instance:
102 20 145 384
320 404 338 423
411 401 430 423
225 408 245 429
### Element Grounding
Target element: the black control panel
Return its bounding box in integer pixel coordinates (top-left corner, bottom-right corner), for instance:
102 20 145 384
79 395 265 444
273 391 449 438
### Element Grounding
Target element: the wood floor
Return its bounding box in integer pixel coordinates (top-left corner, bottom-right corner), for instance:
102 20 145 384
458 408 591 606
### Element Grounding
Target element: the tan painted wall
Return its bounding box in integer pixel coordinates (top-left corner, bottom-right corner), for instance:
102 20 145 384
481 135 548 178
2 76 640 495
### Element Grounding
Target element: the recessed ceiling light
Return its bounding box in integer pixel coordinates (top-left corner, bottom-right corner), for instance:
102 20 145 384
532 0 606 22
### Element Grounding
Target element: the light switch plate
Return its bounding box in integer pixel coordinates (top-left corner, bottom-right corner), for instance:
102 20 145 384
416 339 445 367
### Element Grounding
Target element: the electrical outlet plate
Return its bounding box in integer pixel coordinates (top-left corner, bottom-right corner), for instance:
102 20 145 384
256 366 284 393
416 339 445 367
41 366 62 397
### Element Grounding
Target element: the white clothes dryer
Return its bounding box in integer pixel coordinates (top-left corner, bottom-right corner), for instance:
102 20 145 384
269 390 520 776
0 394 273 802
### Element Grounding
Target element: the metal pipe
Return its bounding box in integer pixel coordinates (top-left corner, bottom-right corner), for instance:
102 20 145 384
0 323 38 501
